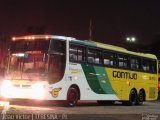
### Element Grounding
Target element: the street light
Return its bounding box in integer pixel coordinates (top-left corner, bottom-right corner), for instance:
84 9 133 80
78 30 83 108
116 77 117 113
126 36 136 51
126 37 136 42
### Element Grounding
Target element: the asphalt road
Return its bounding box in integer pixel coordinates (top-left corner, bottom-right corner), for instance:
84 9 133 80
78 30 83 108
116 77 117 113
1 101 160 120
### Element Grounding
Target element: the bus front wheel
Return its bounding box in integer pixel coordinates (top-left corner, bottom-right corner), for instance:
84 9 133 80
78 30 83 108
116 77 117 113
66 87 79 107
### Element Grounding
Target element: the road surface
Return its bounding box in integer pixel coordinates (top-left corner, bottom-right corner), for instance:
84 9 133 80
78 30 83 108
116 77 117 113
0 100 160 120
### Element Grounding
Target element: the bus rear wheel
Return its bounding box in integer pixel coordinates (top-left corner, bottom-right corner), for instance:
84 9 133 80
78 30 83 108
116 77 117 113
136 90 144 105
122 89 137 106
66 87 79 107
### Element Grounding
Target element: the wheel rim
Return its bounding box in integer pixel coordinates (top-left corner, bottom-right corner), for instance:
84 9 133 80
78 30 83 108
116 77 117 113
139 92 143 102
69 91 76 102
68 89 78 106
130 91 136 104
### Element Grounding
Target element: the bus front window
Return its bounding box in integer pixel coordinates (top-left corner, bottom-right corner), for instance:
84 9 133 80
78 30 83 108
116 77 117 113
6 38 66 83
6 53 47 81
23 54 46 73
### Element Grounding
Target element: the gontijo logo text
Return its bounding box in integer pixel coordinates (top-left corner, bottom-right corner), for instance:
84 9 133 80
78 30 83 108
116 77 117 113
113 71 137 80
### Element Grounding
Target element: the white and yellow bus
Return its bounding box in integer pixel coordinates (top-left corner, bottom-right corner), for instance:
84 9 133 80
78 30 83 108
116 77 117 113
0 35 158 106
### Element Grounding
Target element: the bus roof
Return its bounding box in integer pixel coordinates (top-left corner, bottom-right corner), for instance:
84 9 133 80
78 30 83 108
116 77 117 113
12 35 157 59
12 35 76 41
71 39 157 59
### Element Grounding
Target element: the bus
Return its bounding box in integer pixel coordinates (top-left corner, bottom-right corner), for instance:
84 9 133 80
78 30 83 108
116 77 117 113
0 35 158 106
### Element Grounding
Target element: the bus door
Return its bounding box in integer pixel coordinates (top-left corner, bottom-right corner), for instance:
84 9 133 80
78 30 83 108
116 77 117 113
48 39 66 84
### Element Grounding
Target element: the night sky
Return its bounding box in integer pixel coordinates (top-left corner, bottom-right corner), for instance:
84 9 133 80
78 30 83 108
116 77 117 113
0 1 160 47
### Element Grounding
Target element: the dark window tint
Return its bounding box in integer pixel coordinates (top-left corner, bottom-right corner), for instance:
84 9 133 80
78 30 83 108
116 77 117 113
117 54 129 68
152 60 157 73
130 57 140 70
103 51 116 66
142 59 152 71
50 39 66 55
11 40 50 52
87 48 102 64
48 53 66 83
69 44 86 62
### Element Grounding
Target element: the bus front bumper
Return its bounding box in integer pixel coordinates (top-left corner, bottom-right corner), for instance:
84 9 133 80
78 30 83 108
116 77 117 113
0 81 45 100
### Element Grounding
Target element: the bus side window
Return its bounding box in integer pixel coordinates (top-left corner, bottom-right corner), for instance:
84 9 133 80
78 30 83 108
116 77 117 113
103 51 116 66
70 53 77 61
87 49 95 63
88 57 94 63
87 48 102 64
130 57 140 70
69 44 86 62
152 60 157 73
69 46 77 61
117 54 129 68
104 59 109 65
142 59 152 72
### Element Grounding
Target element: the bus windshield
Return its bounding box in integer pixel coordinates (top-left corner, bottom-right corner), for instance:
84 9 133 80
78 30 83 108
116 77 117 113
6 53 47 81
10 40 50 52
6 38 66 83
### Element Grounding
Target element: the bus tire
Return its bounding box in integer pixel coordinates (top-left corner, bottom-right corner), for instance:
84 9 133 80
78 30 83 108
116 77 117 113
136 90 144 105
122 89 137 106
66 87 79 107
97 100 115 105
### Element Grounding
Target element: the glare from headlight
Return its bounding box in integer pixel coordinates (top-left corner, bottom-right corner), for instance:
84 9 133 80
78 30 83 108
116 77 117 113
31 83 45 99
0 80 13 98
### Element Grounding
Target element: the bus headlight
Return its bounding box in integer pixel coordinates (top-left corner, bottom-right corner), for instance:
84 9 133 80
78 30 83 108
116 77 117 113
0 80 13 98
31 83 45 99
